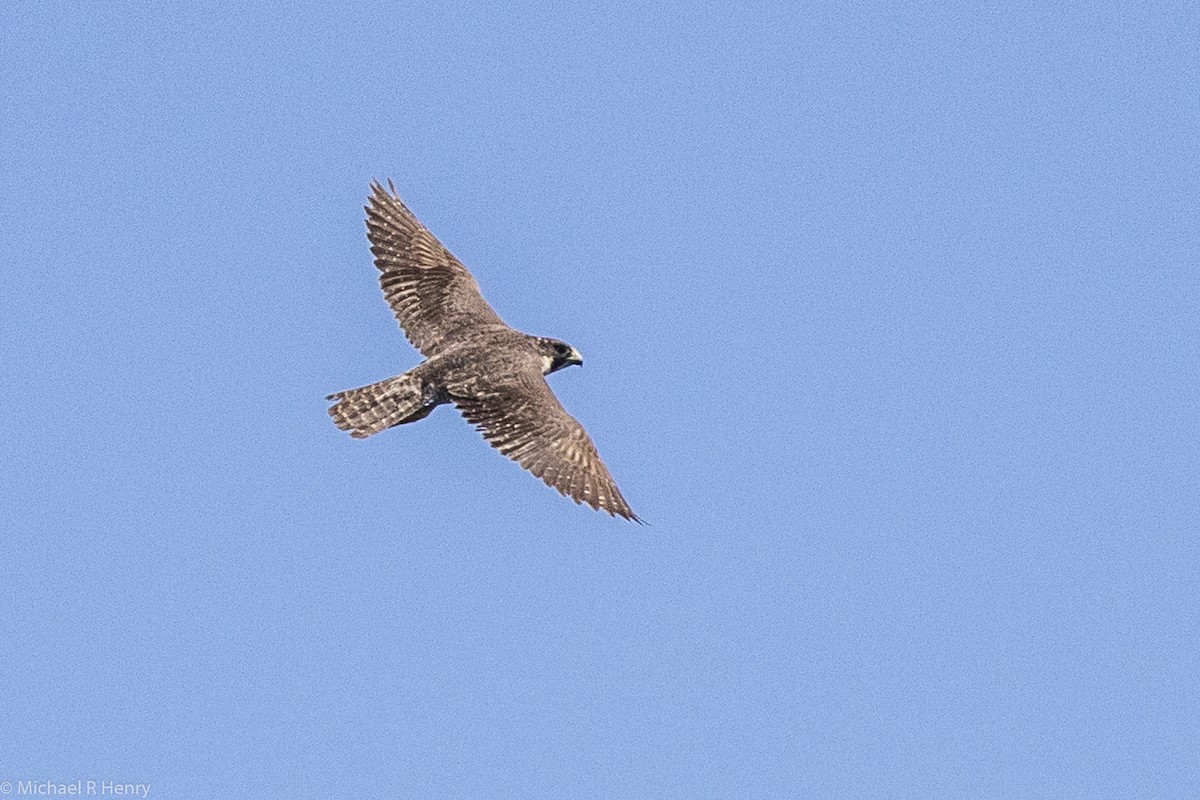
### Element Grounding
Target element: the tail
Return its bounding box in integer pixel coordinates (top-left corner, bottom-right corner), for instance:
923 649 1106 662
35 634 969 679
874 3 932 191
326 373 433 439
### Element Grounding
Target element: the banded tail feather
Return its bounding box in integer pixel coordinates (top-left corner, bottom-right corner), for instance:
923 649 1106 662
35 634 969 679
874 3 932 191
326 373 433 438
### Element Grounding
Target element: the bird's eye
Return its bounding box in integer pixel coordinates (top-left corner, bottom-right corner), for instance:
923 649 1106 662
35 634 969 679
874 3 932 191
554 343 569 355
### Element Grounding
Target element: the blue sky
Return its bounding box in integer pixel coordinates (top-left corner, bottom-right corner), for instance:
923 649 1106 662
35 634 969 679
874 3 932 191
2 1 1197 797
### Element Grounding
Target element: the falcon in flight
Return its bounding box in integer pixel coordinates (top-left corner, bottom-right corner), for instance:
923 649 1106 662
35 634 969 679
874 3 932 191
327 180 640 522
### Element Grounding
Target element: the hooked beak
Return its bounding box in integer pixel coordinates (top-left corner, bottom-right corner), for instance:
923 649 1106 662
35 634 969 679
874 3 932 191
567 347 584 366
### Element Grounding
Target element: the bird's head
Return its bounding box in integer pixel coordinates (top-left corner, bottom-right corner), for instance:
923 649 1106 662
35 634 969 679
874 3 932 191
536 337 583 375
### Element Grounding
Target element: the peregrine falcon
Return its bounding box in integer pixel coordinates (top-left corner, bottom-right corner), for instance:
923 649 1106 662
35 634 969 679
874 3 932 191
327 181 641 522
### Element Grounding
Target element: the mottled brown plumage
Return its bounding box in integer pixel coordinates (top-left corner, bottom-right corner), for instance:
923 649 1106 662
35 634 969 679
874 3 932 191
327 181 640 522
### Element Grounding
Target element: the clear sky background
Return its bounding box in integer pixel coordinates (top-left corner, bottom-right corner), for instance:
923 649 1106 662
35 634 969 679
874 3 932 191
2 1 1197 797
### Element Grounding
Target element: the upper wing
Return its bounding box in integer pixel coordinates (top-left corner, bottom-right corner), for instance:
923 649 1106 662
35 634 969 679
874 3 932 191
365 180 508 355
452 374 641 522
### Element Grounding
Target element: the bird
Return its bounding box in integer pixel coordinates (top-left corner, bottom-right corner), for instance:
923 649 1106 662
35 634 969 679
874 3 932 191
326 180 641 522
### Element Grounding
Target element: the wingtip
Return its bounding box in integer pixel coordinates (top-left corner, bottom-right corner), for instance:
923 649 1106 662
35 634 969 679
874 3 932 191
367 178 395 199
610 504 646 525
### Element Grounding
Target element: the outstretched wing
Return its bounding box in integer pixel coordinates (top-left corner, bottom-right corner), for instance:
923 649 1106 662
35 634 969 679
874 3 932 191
452 374 641 522
365 180 508 355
